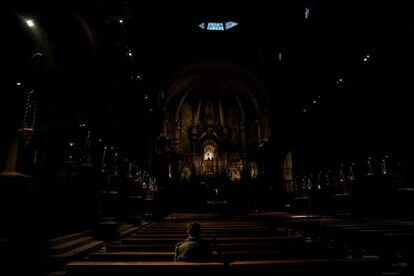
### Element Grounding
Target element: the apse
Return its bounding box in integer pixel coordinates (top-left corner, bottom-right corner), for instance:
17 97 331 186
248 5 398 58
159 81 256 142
161 61 271 184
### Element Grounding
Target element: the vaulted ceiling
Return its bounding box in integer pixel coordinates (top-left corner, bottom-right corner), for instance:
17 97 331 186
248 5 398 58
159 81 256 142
4 0 414 168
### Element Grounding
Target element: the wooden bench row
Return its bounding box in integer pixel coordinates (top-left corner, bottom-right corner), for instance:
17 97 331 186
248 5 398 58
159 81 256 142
131 232 281 239
121 236 303 245
88 246 340 261
148 221 256 226
250 213 414 270
136 228 271 234
66 258 381 276
142 226 267 231
105 240 325 253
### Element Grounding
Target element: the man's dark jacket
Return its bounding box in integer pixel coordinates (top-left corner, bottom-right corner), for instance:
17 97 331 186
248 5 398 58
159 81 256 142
174 236 212 262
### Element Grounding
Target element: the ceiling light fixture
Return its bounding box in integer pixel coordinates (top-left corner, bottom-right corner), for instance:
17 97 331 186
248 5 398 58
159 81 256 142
26 19 35 28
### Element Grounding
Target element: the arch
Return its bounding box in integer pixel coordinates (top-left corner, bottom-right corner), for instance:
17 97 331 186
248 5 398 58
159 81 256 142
162 61 271 182
164 61 267 119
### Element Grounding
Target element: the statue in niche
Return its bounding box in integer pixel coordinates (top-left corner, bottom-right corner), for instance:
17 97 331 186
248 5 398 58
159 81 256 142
204 146 215 161
250 162 258 179
180 166 192 181
229 167 241 181
202 145 217 175
228 159 243 182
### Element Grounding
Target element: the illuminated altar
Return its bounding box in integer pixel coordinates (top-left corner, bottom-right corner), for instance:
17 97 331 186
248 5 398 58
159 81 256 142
160 62 271 192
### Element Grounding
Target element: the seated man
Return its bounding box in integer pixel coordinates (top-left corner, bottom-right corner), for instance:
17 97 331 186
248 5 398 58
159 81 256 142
174 221 213 262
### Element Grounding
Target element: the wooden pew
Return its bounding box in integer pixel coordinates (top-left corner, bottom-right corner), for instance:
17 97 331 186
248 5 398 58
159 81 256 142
89 249 336 262
146 222 258 226
105 240 303 252
142 226 268 231
106 243 176 251
137 225 270 229
68 213 390 276
66 261 226 276
88 250 287 261
66 259 381 276
131 232 275 238
229 258 382 275
121 236 304 245
105 240 321 253
139 226 270 231
89 251 175 261
384 233 414 271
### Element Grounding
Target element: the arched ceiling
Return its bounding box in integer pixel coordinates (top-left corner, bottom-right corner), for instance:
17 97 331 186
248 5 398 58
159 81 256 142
165 61 267 121
6 0 414 165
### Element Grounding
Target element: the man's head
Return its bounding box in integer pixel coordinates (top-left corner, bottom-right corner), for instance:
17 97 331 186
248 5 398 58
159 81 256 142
187 221 201 237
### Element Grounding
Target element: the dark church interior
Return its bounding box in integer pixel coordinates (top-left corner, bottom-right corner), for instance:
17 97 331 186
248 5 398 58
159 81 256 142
3 1 414 275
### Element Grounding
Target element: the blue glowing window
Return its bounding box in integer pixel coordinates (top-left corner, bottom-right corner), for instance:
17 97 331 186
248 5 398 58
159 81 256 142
207 22 225 31
225 21 238 29
198 21 239 31
305 7 310 19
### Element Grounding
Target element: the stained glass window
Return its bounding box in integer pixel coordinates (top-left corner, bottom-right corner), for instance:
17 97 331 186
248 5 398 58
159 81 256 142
207 22 225 31
225 21 238 29
305 7 310 19
198 21 239 31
